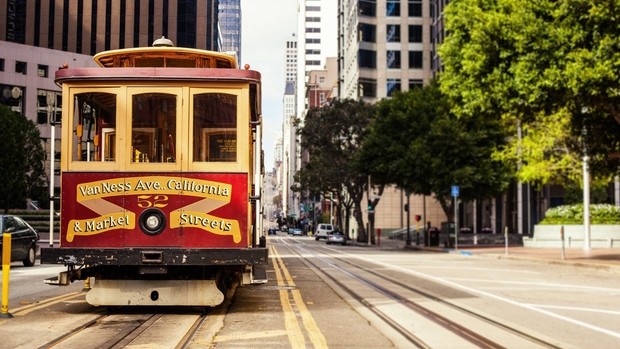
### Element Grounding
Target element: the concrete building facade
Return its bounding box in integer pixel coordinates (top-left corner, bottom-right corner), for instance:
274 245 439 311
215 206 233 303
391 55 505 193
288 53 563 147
218 0 241 62
1 0 221 54
0 40 98 205
335 0 446 238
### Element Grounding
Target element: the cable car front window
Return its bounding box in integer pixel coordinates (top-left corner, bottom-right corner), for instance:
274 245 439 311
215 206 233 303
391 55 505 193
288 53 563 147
131 93 177 163
72 92 116 162
193 93 237 163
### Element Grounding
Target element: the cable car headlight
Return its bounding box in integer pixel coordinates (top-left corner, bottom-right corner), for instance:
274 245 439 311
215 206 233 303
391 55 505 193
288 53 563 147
139 209 166 236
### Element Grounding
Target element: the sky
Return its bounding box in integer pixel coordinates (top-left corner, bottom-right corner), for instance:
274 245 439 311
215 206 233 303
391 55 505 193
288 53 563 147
240 0 298 171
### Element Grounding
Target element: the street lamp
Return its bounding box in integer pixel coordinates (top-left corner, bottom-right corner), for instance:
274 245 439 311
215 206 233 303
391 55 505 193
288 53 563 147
582 108 591 250
47 92 57 248
405 191 411 246
367 175 372 246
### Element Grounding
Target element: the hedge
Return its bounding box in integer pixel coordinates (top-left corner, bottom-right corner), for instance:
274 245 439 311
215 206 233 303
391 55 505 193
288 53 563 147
539 204 620 225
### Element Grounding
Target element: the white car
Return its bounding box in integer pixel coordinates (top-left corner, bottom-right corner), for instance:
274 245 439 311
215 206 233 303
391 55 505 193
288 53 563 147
314 223 334 240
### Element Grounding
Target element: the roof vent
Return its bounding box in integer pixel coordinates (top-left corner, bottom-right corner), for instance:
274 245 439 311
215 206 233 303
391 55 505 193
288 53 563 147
152 36 174 47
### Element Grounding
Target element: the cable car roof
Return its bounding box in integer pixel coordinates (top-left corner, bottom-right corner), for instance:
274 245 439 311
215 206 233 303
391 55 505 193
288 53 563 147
94 46 238 69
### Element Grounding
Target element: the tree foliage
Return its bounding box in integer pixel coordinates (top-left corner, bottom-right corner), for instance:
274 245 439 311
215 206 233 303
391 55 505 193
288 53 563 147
439 0 620 186
361 82 511 217
295 99 376 240
0 105 47 212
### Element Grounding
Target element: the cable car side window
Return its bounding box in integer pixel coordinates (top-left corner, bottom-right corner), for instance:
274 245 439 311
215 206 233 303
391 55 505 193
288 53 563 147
72 92 117 162
193 93 237 162
131 93 177 163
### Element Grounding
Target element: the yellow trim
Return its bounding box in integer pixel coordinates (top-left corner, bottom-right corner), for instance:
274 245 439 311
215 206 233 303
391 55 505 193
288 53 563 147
62 83 252 174
61 86 123 172
125 86 184 172
186 85 250 173
93 46 238 69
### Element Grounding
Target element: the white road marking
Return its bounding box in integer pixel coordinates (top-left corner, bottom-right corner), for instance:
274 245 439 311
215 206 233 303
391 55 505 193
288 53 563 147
445 277 620 293
340 251 620 340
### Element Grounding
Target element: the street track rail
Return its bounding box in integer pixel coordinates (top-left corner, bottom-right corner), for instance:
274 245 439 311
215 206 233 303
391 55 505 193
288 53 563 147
278 237 563 349
39 311 207 349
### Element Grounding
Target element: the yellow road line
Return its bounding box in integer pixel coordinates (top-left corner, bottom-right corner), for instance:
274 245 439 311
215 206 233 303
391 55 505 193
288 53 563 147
8 291 85 316
214 329 289 342
270 244 296 287
292 289 329 349
271 245 306 348
280 289 307 348
271 244 328 349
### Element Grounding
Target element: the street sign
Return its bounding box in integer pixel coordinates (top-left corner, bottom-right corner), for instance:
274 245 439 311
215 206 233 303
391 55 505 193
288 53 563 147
451 185 459 197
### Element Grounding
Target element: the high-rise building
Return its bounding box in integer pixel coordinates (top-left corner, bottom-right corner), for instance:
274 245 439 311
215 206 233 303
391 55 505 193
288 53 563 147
0 0 221 53
282 81 297 218
338 0 432 102
431 0 449 75
296 0 337 119
286 0 337 220
218 0 242 63
334 1 447 237
285 38 298 82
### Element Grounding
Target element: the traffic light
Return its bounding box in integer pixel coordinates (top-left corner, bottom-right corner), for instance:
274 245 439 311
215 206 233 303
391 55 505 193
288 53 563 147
415 214 421 222
404 203 409 212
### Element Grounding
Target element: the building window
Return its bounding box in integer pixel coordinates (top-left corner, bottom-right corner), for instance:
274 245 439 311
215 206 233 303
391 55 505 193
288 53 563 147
387 25 400 42
387 51 401 69
38 64 49 78
306 27 321 33
386 0 400 16
306 38 321 44
359 23 376 43
359 0 376 17
387 79 401 96
409 0 423 17
15 61 27 75
307 60 321 66
409 51 423 69
408 25 423 43
306 6 320 11
359 50 377 69
359 78 377 98
306 16 321 22
37 89 62 124
409 80 424 90
0 58 4 71
1 84 24 114
306 49 321 55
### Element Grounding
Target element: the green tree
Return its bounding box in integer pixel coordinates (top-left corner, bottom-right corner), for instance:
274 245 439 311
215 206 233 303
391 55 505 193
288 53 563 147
295 99 377 241
0 105 47 212
361 81 510 218
439 0 620 186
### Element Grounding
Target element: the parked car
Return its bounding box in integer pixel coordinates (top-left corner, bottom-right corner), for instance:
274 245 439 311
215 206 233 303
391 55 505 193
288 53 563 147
326 231 346 245
314 223 334 240
268 227 278 235
292 228 303 236
0 215 39 267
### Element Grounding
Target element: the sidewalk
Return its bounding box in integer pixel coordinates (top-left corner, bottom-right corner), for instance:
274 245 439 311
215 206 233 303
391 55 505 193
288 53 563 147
373 237 620 271
463 246 620 271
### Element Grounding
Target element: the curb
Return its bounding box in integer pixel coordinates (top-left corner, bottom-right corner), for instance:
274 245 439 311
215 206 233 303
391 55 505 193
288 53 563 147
459 249 620 273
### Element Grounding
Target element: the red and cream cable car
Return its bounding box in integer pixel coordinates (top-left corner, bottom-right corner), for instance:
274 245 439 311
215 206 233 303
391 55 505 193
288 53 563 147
41 37 267 307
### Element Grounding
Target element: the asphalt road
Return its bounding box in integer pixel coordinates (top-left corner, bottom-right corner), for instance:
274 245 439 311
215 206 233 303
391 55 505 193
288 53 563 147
3 237 620 348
